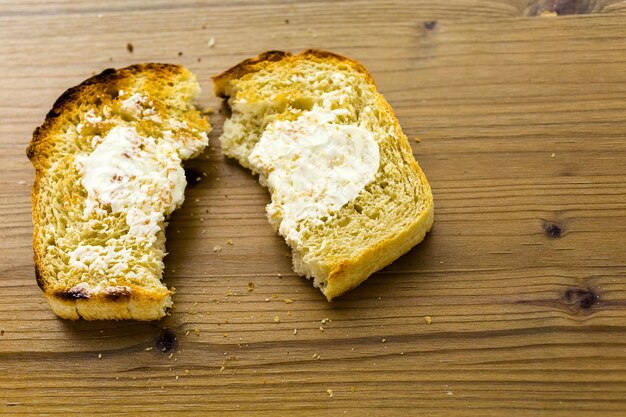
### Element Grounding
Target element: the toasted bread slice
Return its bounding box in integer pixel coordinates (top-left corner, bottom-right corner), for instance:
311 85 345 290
213 50 434 300
27 64 210 320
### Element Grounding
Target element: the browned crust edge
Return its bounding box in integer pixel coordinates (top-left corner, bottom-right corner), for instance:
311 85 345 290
212 49 375 98
27 63 187 321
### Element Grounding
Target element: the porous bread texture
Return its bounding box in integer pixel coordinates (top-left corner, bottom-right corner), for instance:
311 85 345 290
214 50 434 300
27 64 210 320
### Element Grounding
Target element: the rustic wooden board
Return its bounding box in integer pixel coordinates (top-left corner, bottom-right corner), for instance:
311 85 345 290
1 1 626 415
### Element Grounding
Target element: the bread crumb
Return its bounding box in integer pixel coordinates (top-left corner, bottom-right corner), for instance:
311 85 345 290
247 282 255 292
539 9 558 17
424 315 432 324
207 37 216 48
551 153 556 158
223 333 229 338
447 391 454 395
326 389 333 398
274 315 280 324
277 273 282 278
293 328 298 335
265 298 270 302
350 386 356 393
312 353 320 359
319 326 325 332
414 137 422 143
283 298 293 304
126 43 134 53
381 338 386 343
17 180 26 185
220 365 225 372
227 240 233 245
320 318 331 324
175 375 179 380
213 245 222 253
97 353 102 359
144 346 153 351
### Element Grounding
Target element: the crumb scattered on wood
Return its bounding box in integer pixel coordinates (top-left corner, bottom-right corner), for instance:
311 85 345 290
326 389 333 398
539 9 558 17
126 43 134 53
284 298 293 304
381 338 386 343
351 386 356 393
207 37 216 48
293 328 298 335
213 245 222 253
424 315 432 325
551 153 556 158
247 282 255 292
227 240 233 245
98 353 102 359
274 315 280 324
414 137 422 143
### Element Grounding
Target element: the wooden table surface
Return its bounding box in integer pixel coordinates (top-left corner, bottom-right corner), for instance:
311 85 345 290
2 1 626 415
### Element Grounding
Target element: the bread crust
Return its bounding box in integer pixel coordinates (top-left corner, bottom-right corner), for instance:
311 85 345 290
27 64 195 320
214 50 434 301
213 49 374 97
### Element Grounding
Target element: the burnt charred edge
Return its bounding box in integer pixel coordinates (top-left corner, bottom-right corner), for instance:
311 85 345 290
104 287 132 301
27 63 185 157
55 287 90 300
46 67 120 120
34 264 45 290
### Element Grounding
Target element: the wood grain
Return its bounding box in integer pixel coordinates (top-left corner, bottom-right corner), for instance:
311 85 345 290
1 0 626 415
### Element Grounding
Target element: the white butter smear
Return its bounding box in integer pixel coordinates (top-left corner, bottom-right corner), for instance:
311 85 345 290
248 107 380 246
74 125 192 246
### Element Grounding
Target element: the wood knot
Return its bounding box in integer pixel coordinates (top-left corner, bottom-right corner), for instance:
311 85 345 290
423 20 439 31
525 0 597 16
563 288 598 310
154 328 178 353
544 222 562 238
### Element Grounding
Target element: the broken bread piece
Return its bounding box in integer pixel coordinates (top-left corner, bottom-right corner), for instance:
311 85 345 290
27 64 210 320
213 50 434 300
